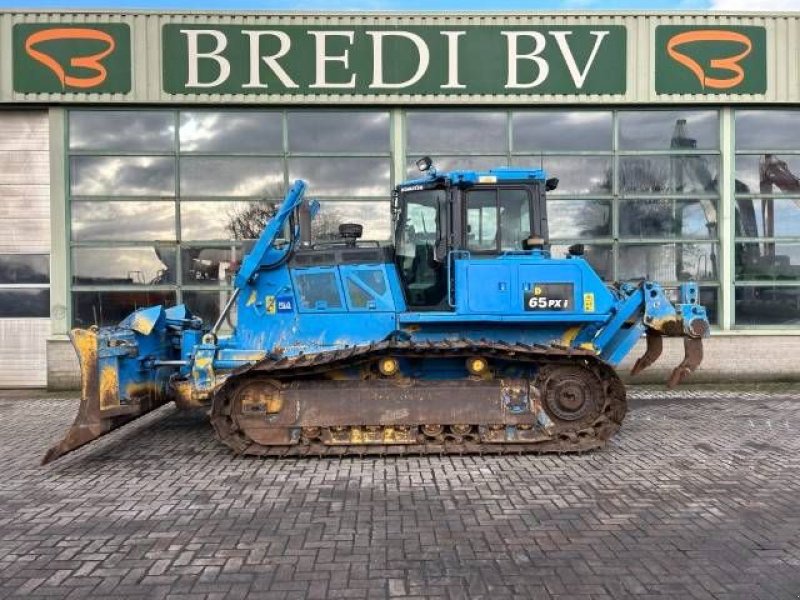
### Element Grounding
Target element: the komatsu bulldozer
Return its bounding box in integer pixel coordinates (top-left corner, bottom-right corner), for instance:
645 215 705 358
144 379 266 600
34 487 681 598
43 160 710 463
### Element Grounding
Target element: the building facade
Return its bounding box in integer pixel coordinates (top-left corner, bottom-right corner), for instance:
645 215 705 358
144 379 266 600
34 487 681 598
1 10 799 387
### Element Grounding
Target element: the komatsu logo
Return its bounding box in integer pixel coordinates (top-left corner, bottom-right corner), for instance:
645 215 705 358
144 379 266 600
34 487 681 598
162 24 627 96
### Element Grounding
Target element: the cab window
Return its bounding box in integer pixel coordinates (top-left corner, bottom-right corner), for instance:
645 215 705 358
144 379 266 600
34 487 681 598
466 188 531 252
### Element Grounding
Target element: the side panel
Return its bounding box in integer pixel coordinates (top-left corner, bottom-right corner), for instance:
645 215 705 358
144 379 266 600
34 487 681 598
454 255 615 321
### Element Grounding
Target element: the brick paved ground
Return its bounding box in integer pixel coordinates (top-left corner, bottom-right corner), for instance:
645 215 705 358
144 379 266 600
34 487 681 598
1 388 799 600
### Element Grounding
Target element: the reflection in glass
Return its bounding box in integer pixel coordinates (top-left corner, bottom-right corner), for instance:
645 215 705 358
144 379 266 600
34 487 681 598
71 156 176 197
313 202 391 241
0 290 49 317
181 247 240 285
736 243 800 281
182 291 237 333
72 291 176 328
513 111 612 151
619 199 717 239
547 200 611 239
407 111 507 153
550 244 612 281
735 286 800 325
72 247 176 286
180 157 284 197
541 156 611 195
699 288 718 325
734 154 800 195
0 254 49 284
180 111 282 152
736 110 800 151
735 198 800 238
70 111 175 152
619 155 719 194
406 156 507 178
618 243 718 282
71 202 176 242
288 111 390 152
289 158 390 196
182 201 278 241
618 110 718 150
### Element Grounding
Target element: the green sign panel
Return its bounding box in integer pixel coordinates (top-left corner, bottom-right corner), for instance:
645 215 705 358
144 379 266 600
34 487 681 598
162 24 626 96
655 25 766 94
13 23 131 94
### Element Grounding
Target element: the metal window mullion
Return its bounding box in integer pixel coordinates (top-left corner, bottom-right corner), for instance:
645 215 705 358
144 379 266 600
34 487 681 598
58 108 72 334
174 109 182 305
391 108 405 191
611 109 619 281
282 110 290 191
720 108 734 330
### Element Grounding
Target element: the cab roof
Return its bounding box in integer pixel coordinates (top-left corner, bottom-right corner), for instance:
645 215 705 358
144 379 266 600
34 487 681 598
398 166 548 189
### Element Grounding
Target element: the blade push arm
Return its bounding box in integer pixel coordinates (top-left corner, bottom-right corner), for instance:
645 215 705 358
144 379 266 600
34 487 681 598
234 180 307 288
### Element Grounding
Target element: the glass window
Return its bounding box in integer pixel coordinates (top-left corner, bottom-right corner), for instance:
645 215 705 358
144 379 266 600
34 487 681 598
180 157 284 197
499 189 530 250
734 154 800 195
0 254 49 284
547 200 612 239
512 111 612 151
70 111 175 152
180 111 282 153
465 188 529 252
288 111 390 152
72 246 176 286
72 291 176 328
294 272 342 310
619 199 717 239
618 243 718 282
182 247 239 285
541 156 611 195
182 291 236 333
550 244 612 281
289 158 390 196
699 288 718 325
735 198 800 238
70 156 175 197
313 202 391 241
181 201 276 241
0 289 49 318
618 110 718 150
736 243 800 281
406 155 507 178
736 110 800 151
407 111 507 153
71 202 176 242
466 190 498 251
735 286 800 326
618 155 719 195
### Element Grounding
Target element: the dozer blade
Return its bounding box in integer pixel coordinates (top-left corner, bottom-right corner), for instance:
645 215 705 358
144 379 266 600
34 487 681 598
667 336 704 389
630 331 663 376
42 328 170 464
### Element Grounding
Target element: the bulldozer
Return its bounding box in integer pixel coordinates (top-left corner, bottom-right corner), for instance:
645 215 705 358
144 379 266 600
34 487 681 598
43 160 710 463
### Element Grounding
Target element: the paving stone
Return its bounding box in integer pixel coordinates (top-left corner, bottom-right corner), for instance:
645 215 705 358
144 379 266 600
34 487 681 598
0 389 799 599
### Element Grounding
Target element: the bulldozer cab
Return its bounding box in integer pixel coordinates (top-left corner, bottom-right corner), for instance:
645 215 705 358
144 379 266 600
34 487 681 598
394 166 549 310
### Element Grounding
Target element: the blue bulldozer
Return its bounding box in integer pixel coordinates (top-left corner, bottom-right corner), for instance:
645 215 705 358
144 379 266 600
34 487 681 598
43 159 710 463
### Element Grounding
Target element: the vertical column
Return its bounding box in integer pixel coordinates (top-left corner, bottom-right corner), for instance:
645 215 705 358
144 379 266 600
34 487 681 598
390 108 405 189
719 107 734 330
49 108 69 337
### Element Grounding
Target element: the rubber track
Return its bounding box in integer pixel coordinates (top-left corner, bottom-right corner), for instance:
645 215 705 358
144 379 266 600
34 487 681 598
210 339 628 457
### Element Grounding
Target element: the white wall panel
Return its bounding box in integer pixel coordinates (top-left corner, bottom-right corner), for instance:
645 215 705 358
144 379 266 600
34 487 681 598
0 110 50 387
0 319 49 387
